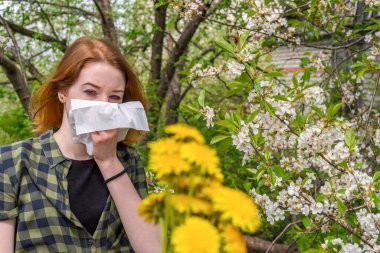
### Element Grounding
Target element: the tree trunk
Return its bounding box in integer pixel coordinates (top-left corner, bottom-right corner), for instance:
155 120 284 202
150 2 211 137
0 52 30 115
165 65 183 125
148 2 167 85
93 0 119 45
144 2 168 141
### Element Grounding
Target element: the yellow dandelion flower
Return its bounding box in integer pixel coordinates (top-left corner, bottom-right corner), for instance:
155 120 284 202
165 123 205 144
222 225 247 253
148 138 181 155
181 142 221 176
138 192 166 223
172 217 220 253
171 194 212 215
149 153 191 178
164 175 223 190
206 185 261 233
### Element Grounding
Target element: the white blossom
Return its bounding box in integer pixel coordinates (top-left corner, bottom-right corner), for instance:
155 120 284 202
226 61 245 79
200 106 215 128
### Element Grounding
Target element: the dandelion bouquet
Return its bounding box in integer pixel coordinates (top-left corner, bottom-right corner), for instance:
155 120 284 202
138 123 261 253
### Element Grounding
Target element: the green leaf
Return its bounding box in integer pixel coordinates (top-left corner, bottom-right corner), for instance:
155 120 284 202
357 68 368 80
273 165 285 177
370 17 380 27
295 114 305 126
337 159 348 169
214 40 234 54
210 135 229 145
373 192 380 212
345 212 358 227
302 217 311 228
183 104 199 113
345 129 356 150
238 31 250 50
310 0 318 10
243 182 252 192
311 106 324 117
336 198 347 215
373 63 380 69
327 103 342 120
303 249 327 253
265 149 270 161
287 2 298 9
271 95 289 101
350 62 364 68
263 100 275 115
292 74 299 88
225 89 242 97
316 194 326 202
254 83 262 94
374 171 380 182
302 69 311 82
264 71 284 78
215 120 236 130
247 110 260 122
338 188 346 194
256 169 266 181
198 90 205 107
153 0 169 8
270 171 276 185
297 235 312 251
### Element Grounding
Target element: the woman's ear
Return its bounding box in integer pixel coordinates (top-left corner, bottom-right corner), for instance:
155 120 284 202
57 90 67 103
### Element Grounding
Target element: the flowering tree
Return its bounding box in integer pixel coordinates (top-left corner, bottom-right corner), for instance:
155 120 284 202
180 0 380 252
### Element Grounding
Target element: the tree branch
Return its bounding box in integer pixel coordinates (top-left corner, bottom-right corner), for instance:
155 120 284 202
32 1 59 40
265 221 301 253
0 18 66 51
205 17 365 51
39 1 99 18
245 236 299 253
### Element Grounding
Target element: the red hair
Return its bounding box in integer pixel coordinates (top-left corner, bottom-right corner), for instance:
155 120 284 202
31 36 149 145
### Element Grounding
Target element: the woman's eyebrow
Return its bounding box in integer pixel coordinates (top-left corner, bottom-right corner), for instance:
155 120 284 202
82 82 124 93
82 82 100 89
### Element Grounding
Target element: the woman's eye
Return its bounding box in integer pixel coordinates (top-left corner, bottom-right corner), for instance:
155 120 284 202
84 89 96 96
110 95 122 101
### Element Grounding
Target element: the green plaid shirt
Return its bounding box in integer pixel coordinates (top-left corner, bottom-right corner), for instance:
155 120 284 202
0 129 148 253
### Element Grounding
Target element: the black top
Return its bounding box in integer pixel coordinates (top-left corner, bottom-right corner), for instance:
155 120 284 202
67 159 109 235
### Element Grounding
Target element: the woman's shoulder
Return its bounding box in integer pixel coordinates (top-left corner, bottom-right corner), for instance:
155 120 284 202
0 130 53 169
1 136 38 158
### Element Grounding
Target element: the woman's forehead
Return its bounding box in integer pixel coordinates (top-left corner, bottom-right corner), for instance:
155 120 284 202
77 62 126 89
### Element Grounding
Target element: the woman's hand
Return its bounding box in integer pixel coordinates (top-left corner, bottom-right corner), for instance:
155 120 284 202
90 129 119 167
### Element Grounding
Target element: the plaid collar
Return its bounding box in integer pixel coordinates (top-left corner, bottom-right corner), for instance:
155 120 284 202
39 129 71 169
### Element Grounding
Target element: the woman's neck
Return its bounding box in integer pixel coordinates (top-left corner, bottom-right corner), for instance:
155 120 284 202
53 115 93 161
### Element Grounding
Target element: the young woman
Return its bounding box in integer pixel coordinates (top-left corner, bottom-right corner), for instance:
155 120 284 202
0 37 161 253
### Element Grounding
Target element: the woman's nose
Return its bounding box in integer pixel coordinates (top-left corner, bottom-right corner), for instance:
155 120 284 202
99 94 108 102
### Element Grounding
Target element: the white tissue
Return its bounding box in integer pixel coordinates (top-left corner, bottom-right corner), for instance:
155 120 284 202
69 99 149 155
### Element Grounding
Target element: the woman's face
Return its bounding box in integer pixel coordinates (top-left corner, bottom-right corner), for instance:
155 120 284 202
58 61 126 106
